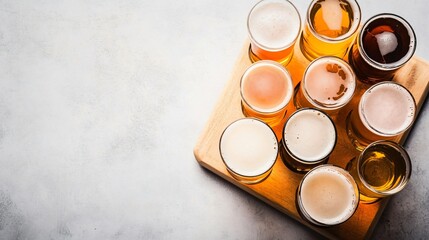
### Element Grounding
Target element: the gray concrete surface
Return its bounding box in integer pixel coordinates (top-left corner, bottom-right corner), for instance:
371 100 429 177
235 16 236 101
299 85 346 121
0 0 428 239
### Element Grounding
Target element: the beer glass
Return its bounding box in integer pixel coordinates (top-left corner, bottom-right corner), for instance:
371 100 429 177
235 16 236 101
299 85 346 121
346 81 416 151
240 60 294 127
294 56 356 115
300 0 361 61
346 141 412 203
348 14 417 85
247 0 301 66
281 108 337 173
219 118 278 184
297 165 359 226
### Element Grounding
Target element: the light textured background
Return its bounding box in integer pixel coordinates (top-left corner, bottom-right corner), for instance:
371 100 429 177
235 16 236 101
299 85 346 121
0 0 428 239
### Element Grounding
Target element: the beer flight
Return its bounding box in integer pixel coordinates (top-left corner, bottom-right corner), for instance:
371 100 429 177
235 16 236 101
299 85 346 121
218 0 417 227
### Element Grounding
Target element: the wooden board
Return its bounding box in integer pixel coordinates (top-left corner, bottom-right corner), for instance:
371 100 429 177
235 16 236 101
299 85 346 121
193 40 429 240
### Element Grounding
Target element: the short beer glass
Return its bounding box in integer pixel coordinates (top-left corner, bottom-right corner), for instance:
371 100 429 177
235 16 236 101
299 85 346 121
348 14 417 85
247 0 301 65
240 60 294 127
300 0 361 61
294 56 356 115
281 108 337 173
346 141 412 203
220 118 278 184
297 165 359 226
346 82 416 151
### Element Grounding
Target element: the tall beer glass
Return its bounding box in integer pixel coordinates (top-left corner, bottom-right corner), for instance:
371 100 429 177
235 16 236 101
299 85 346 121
281 108 337 173
348 14 417 85
247 0 301 66
300 0 361 61
346 82 416 151
219 118 278 184
297 165 359 226
240 60 294 127
294 56 356 115
346 141 412 203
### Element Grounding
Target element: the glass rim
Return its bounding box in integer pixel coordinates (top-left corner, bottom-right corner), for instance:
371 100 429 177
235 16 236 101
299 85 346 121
357 140 412 196
297 164 360 226
247 0 302 52
240 60 294 114
359 81 416 137
219 118 278 178
282 108 337 163
357 13 417 70
301 56 357 110
306 0 361 42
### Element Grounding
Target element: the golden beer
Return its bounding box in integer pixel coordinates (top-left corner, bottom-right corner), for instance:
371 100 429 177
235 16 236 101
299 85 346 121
346 141 411 203
247 0 301 65
300 0 361 61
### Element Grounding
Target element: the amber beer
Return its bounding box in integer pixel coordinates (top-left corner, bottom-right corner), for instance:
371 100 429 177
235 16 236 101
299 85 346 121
294 56 356 115
348 14 417 84
300 0 361 61
346 82 416 151
346 141 411 203
247 0 301 65
240 61 293 127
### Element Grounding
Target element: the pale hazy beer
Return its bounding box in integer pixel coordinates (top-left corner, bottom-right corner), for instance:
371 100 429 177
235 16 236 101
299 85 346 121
300 0 361 61
347 82 416 150
241 60 293 127
219 118 278 184
281 108 337 172
297 165 359 226
348 14 416 84
247 0 301 65
294 56 356 114
346 141 411 203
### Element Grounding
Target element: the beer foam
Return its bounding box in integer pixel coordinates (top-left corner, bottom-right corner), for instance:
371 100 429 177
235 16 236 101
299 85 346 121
284 109 336 162
241 61 293 113
300 166 357 225
304 57 355 108
375 32 399 56
360 82 415 135
248 0 301 50
320 0 343 30
220 119 278 177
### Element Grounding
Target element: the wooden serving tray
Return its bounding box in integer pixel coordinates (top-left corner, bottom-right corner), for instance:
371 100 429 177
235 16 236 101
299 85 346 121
193 40 429 240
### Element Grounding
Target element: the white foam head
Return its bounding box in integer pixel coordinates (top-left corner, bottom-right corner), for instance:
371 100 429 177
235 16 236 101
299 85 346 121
359 82 416 136
303 56 356 109
299 165 358 225
248 0 301 50
220 118 278 177
320 0 343 30
375 32 399 56
283 109 336 162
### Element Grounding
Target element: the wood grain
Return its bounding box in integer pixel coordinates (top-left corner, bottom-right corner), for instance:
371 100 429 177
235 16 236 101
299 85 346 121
193 39 429 240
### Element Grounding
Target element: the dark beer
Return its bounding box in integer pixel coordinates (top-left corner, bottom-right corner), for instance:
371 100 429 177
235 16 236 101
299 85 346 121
348 14 416 85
